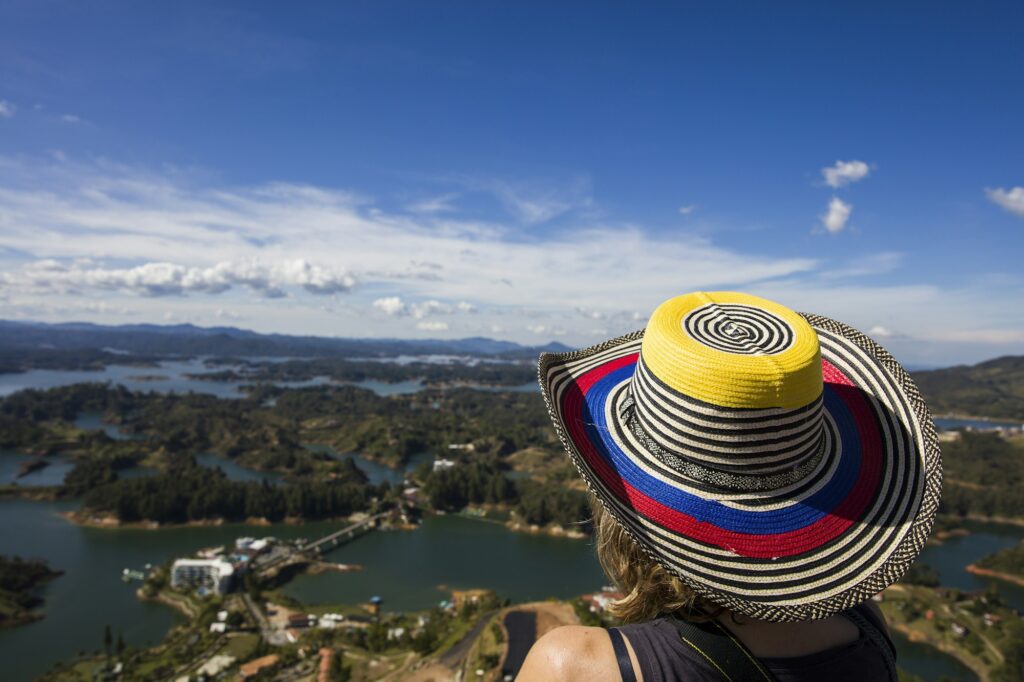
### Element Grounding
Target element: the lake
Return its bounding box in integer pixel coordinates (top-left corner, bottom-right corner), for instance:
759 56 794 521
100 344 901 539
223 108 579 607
0 365 1016 681
0 501 604 681
0 359 536 400
933 417 1022 431
1 486 1015 681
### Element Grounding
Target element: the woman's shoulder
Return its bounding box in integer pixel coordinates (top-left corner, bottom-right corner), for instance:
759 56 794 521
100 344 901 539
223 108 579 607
516 625 630 682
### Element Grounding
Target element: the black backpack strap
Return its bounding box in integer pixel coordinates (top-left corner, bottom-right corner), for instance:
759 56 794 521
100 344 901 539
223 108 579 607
664 615 777 681
844 604 898 681
607 627 638 682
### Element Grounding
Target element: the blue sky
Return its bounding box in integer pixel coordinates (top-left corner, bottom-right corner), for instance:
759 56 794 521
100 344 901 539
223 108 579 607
1 1 1022 366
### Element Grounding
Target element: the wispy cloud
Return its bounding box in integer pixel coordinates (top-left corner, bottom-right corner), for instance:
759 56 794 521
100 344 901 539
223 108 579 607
1 154 1020 362
416 320 449 332
678 205 697 215
821 160 870 188
0 100 15 118
985 186 1024 218
820 197 852 234
822 252 902 279
60 113 81 123
407 193 459 215
467 176 593 225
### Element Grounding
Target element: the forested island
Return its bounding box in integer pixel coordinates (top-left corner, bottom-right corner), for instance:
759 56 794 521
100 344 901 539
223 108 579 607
0 380 589 532
0 556 62 629
970 541 1024 587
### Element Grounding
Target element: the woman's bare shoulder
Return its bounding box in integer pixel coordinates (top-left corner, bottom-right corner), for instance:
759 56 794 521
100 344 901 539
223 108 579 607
516 625 626 681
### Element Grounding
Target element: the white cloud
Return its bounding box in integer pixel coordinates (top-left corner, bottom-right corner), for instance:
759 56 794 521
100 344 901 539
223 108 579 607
5 258 355 297
2 154 1020 363
416 321 448 332
985 187 1024 218
822 160 870 188
820 197 852 234
868 325 893 338
373 297 406 316
678 205 696 215
0 100 14 118
372 296 476 319
61 114 81 124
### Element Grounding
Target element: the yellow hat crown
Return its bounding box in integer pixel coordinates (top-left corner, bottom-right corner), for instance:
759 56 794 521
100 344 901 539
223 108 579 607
626 292 826 484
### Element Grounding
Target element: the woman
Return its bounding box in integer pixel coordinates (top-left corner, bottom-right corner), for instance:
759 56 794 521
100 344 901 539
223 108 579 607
519 292 941 681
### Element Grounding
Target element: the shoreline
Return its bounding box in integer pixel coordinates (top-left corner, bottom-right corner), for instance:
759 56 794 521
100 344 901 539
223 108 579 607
933 412 1023 425
962 513 1024 529
137 587 198 619
60 510 361 530
929 527 971 545
886 620 990 682
965 564 1024 588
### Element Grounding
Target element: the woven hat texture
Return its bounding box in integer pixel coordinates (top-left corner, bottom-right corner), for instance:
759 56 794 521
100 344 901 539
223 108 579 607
538 291 942 622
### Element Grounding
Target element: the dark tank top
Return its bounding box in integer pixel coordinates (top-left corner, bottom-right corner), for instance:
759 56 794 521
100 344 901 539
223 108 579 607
612 607 896 682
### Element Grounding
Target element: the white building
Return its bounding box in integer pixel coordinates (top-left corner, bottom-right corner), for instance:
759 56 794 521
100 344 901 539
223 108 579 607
170 559 235 594
433 458 457 471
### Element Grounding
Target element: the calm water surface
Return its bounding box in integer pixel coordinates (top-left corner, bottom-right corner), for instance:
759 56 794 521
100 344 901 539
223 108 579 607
282 514 605 611
0 360 519 399
0 502 603 681
933 417 1022 431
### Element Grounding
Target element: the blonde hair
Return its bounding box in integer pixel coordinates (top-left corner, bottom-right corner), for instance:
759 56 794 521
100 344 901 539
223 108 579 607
592 495 721 624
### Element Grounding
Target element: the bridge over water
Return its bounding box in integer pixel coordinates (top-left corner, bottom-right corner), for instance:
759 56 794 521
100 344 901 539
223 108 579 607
256 511 389 573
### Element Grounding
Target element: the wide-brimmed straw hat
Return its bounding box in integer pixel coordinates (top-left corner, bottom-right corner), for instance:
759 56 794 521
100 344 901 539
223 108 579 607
539 291 942 622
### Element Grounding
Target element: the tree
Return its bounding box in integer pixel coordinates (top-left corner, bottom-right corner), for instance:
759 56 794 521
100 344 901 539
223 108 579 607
103 624 112 662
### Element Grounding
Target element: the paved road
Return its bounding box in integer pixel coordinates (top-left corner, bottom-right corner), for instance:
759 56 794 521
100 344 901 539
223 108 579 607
440 609 499 668
242 593 288 646
501 611 537 680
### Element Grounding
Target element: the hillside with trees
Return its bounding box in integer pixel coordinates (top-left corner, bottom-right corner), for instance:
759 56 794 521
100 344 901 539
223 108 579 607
913 355 1024 421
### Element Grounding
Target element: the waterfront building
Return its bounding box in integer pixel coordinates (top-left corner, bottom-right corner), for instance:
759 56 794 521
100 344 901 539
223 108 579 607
433 457 457 471
170 558 235 594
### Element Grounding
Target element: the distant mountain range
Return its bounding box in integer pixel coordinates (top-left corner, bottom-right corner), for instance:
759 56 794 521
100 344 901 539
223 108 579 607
0 319 573 360
913 355 1024 422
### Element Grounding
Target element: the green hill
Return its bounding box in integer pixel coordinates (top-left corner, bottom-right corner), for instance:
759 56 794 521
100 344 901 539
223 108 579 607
912 355 1024 421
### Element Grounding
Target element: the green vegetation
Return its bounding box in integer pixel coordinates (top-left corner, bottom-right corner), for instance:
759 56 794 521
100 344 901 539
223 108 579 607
914 355 1024 420
0 347 161 374
0 380 591 529
940 432 1024 520
976 541 1024 579
882 584 1024 682
79 458 373 524
0 555 62 628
